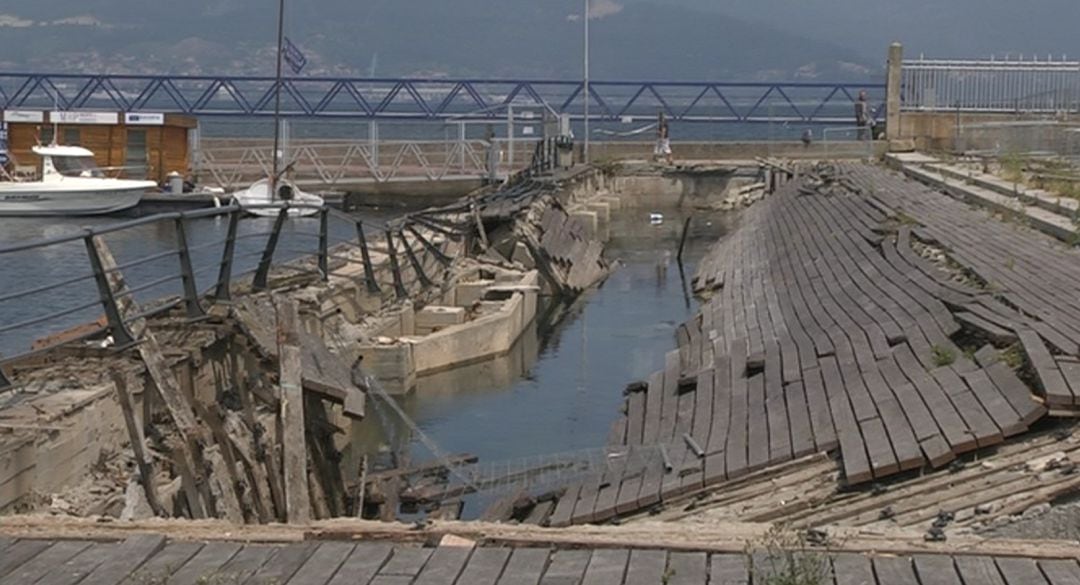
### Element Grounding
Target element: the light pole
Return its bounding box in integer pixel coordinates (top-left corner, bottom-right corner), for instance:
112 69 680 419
583 0 590 163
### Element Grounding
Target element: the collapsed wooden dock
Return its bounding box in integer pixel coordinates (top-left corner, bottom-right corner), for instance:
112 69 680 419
507 162 1080 527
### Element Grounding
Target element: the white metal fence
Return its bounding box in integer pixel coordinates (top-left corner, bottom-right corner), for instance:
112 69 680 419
902 58 1080 113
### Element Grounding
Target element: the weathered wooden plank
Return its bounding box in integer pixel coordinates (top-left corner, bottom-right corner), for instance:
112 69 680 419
1019 329 1075 406
832 553 875 585
0 541 92 585
413 546 472 585
954 556 1007 585
456 547 511 585
248 542 319 585
324 544 395 585
275 295 312 524
35 542 121 585
580 549 629 585
211 544 279 584
379 547 434 578
912 554 963 585
665 552 707 585
496 548 551 585
120 542 205 585
1039 560 1080 585
710 553 749 585
872 555 919 585
623 549 668 585
0 539 53 580
91 236 211 518
166 542 243 585
79 534 167 585
284 542 356 585
994 557 1051 585
539 550 592 585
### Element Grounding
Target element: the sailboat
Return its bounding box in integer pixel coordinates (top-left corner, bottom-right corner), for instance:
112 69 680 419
231 0 323 218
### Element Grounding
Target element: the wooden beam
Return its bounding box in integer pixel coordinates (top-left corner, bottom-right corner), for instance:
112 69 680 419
108 372 166 518
90 236 210 519
274 294 312 524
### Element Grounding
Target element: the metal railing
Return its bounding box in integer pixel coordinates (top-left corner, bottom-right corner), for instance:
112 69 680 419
194 138 538 190
902 57 1080 113
0 72 884 124
0 203 396 389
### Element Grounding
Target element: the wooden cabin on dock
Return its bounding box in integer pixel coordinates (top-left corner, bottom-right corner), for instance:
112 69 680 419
1 110 196 184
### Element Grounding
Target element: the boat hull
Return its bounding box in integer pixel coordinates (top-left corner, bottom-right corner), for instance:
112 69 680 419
232 179 324 218
0 187 147 216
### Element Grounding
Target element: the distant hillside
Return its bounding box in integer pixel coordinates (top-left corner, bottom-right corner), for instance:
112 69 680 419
634 0 1080 61
0 0 877 81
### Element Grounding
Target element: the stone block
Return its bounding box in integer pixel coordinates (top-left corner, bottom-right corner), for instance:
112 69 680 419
415 305 467 335
454 280 494 307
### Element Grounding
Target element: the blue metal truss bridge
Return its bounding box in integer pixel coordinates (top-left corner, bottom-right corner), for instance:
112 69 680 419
0 73 885 123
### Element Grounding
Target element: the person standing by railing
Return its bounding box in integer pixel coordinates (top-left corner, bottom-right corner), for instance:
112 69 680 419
855 90 872 141
654 110 673 165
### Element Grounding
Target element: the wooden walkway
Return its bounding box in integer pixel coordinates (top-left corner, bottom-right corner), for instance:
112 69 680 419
509 162 1080 527
3 534 1080 585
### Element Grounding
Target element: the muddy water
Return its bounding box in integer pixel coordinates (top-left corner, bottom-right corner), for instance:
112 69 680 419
348 205 737 518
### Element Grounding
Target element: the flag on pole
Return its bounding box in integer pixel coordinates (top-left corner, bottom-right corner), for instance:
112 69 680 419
282 37 307 74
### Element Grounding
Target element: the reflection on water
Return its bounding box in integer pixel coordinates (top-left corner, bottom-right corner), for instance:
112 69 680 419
348 205 737 518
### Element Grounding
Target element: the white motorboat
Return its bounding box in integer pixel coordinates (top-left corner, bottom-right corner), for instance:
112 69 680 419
231 178 324 217
0 145 156 216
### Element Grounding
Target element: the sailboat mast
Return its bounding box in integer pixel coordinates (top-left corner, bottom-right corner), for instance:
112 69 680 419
270 0 286 199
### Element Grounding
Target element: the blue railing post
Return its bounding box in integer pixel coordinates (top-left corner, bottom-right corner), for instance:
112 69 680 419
213 208 240 302
84 234 136 347
318 207 329 281
398 229 433 288
384 229 408 299
355 221 381 294
253 207 289 291
174 217 206 319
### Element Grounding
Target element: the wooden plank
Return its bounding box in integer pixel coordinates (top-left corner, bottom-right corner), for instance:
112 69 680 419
211 544 278 584
120 542 204 585
379 547 434 577
109 373 166 517
1039 560 1080 585
35 542 120 585
871 555 919 585
802 366 837 453
248 543 319 585
284 542 356 585
710 554 749 585
548 483 581 527
994 557 1050 585
912 555 962 585
413 546 472 585
91 236 210 518
1019 329 1075 406
455 548 511 585
0 539 53 579
765 356 793 463
496 548 551 585
539 550 592 585
746 373 770 470
665 552 707 585
275 295 312 524
79 534 167 585
954 556 1007 585
0 541 92 585
832 553 875 585
166 542 244 585
623 549 668 585
324 544 395 585
785 381 816 458
581 549 629 585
